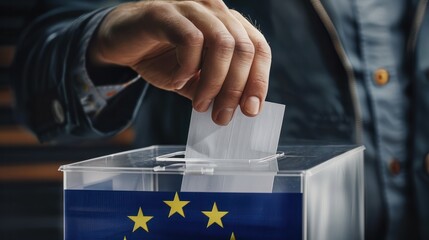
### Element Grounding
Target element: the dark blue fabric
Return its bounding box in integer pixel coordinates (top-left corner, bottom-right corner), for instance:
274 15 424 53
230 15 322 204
65 190 302 240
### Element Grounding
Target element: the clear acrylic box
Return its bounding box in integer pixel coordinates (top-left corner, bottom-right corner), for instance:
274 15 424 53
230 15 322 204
60 145 364 240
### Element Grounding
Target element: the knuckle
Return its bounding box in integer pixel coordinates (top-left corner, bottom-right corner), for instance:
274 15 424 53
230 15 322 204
250 73 269 90
214 32 235 50
183 29 204 46
234 39 255 59
143 2 172 20
254 38 272 61
181 0 201 10
204 81 224 92
220 88 244 100
212 33 235 59
199 0 227 11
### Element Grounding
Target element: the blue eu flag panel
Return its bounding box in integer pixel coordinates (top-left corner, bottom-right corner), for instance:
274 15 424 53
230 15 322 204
65 190 302 240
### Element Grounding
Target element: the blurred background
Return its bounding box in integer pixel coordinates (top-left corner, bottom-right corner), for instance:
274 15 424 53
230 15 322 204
0 83 135 239
0 77 134 240
0 2 135 239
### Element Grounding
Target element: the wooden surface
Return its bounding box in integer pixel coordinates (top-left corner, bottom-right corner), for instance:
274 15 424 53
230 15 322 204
0 124 135 146
0 162 65 181
0 45 15 67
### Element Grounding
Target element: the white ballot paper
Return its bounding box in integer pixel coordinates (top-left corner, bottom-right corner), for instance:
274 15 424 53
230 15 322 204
181 101 285 193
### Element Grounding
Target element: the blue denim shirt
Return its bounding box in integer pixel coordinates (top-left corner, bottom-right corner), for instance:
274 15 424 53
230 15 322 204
267 1 428 239
12 0 429 239
343 1 411 239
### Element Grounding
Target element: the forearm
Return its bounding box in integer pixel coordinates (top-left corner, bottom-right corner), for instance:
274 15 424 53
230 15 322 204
11 0 272 143
12 4 142 142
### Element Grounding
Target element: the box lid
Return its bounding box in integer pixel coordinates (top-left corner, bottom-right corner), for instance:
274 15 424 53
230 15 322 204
59 145 364 176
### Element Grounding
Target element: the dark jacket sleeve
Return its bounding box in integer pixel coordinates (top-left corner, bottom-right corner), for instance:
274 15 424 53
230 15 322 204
11 1 145 143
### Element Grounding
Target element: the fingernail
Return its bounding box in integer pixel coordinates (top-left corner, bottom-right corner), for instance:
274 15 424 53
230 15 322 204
196 99 212 112
244 96 260 115
215 108 234 126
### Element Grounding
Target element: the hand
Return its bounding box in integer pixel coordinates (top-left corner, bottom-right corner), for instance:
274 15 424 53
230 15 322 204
88 0 271 125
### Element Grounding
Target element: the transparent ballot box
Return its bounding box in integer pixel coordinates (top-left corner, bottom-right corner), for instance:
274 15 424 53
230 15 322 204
60 145 364 240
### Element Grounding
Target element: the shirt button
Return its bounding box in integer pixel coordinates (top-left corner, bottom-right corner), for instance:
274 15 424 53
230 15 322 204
374 68 389 86
425 153 429 174
389 159 401 176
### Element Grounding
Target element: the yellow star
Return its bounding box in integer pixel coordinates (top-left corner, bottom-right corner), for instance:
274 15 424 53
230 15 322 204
128 207 153 232
202 202 228 228
230 232 236 240
123 237 127 240
163 192 190 218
